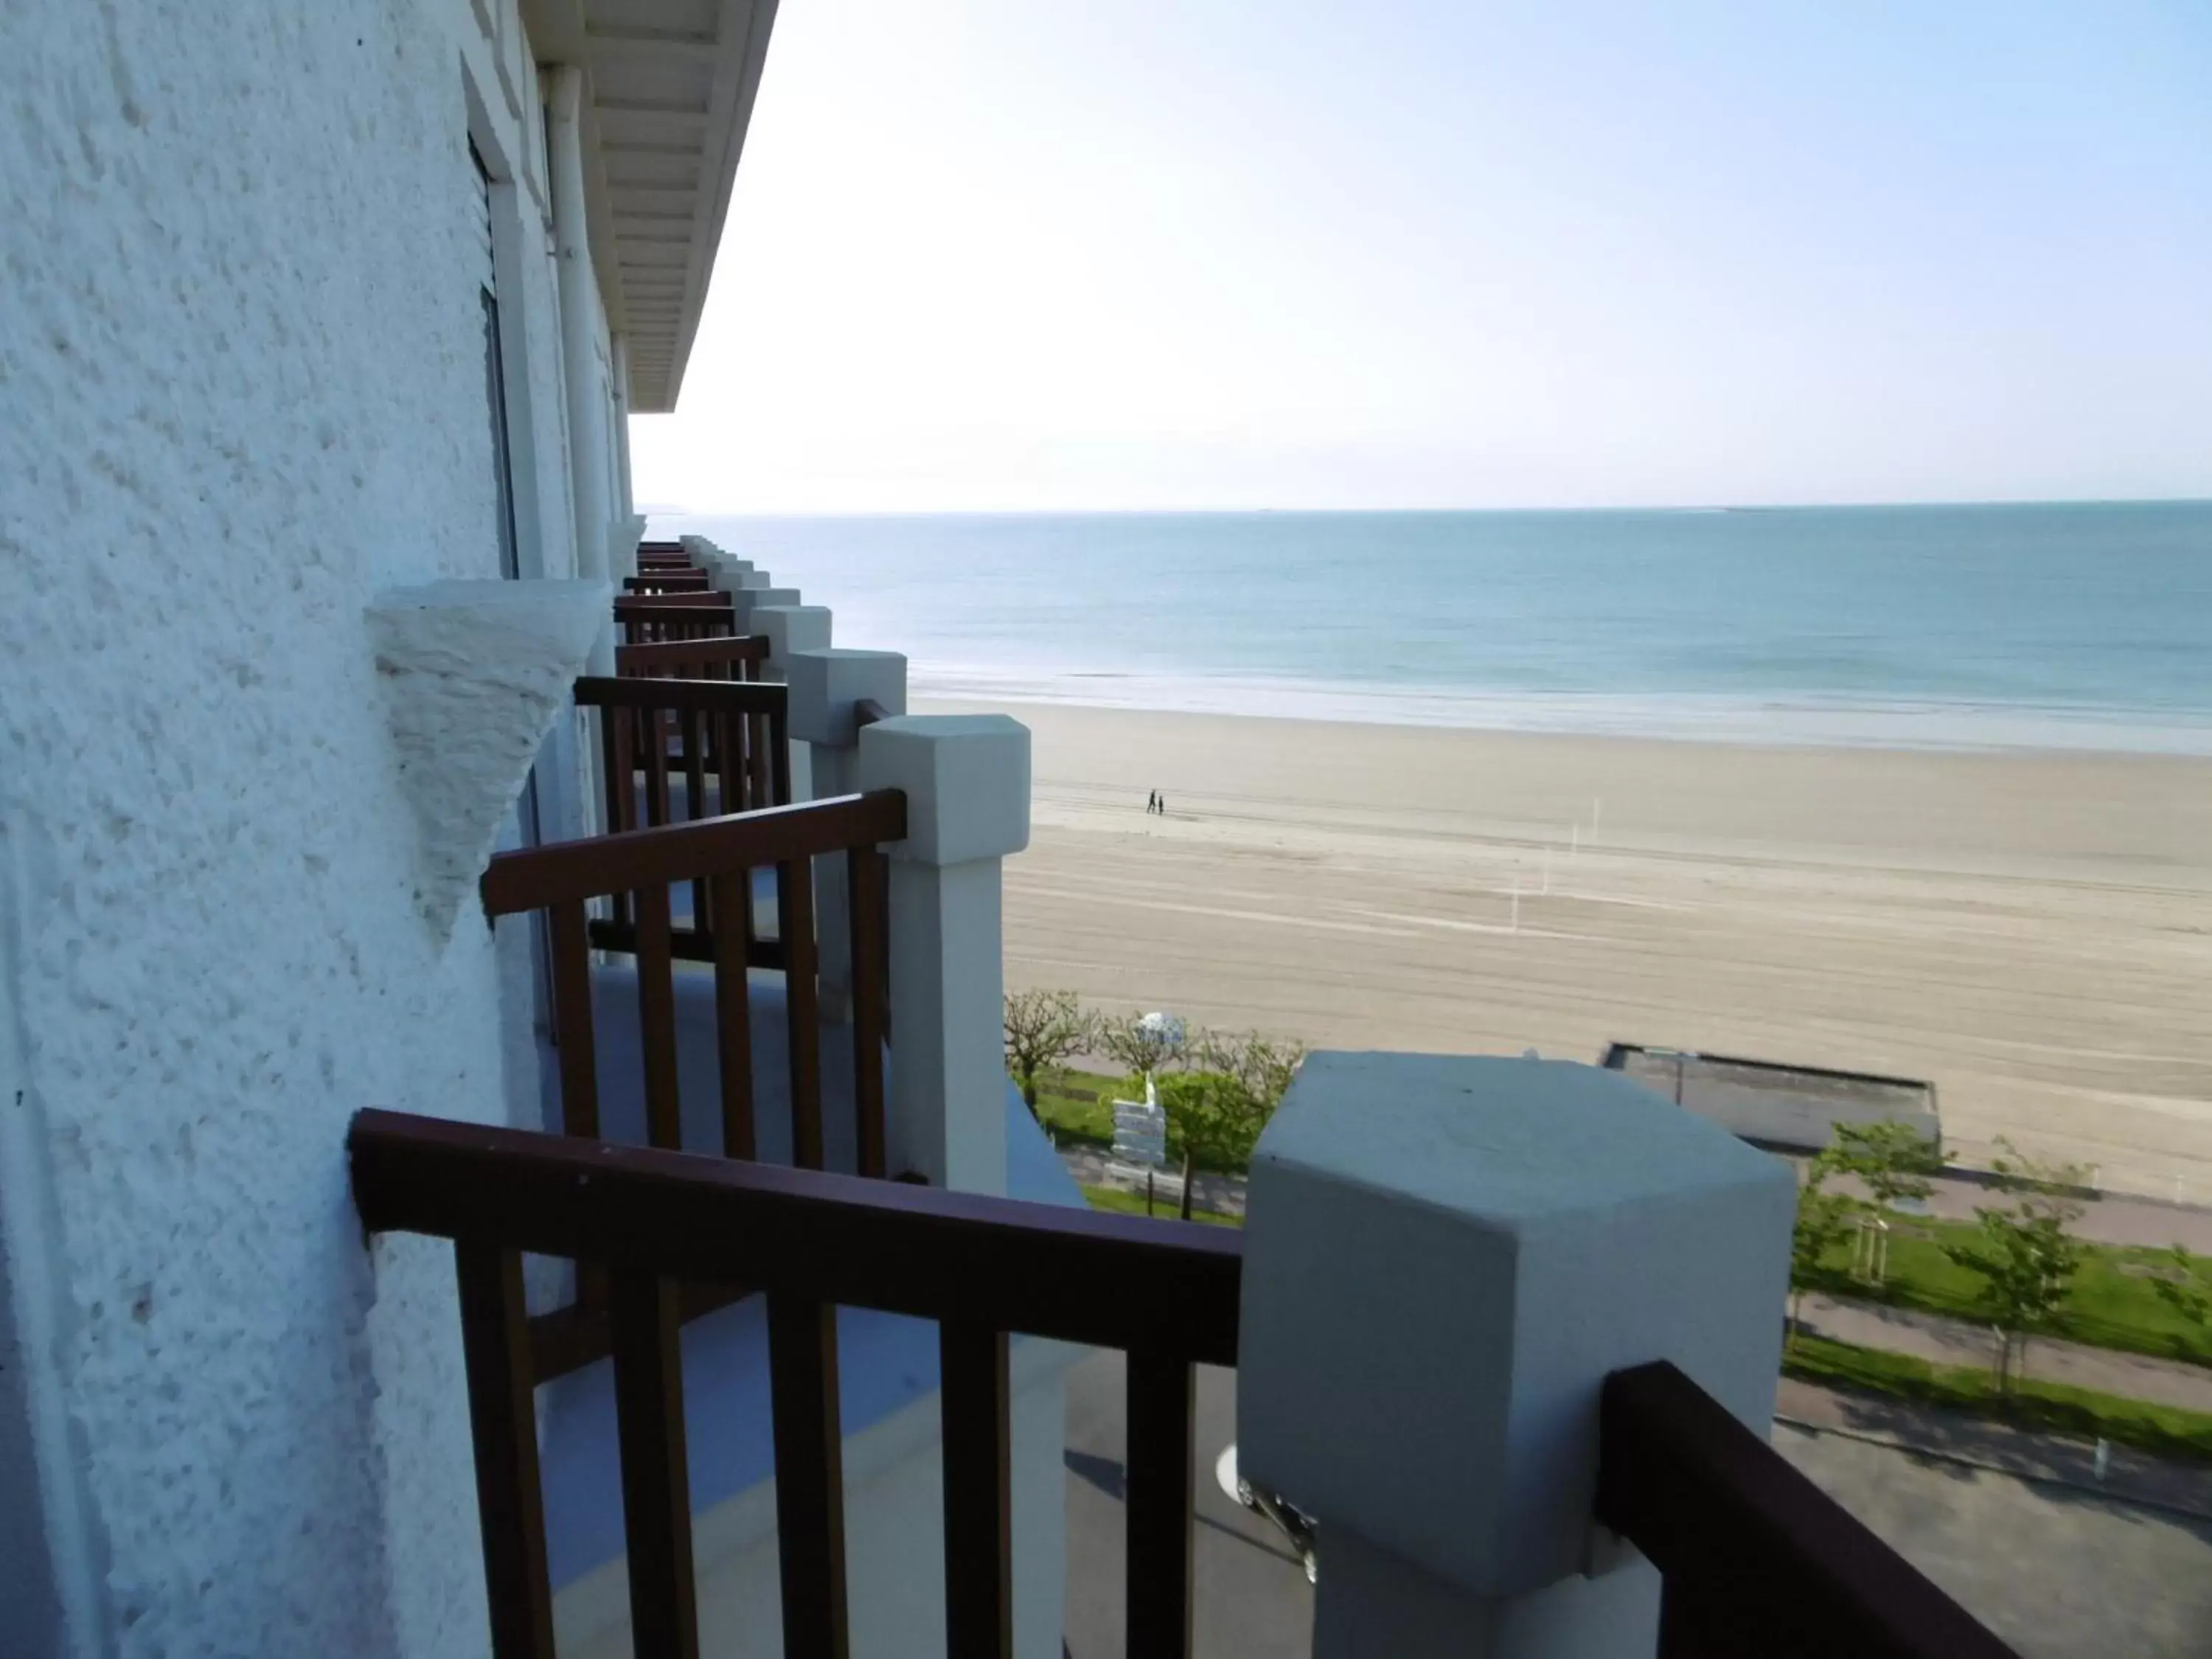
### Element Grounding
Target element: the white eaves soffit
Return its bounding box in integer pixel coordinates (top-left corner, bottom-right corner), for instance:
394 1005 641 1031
526 0 779 413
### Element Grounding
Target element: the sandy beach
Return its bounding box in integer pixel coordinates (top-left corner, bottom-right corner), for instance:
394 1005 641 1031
921 698 2212 1203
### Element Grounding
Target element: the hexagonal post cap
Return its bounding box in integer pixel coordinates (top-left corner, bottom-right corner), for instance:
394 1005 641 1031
1237 1054 1792 1599
788 648 908 747
752 605 832 677
857 715 1030 866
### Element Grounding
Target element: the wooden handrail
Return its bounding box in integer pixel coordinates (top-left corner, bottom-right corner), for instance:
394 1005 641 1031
481 792 905 916
613 592 731 612
348 1108 1244 1361
1596 1361 2018 1658
616 636 768 675
573 675 783 717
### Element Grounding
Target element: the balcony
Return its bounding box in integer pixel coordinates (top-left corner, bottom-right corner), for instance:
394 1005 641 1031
349 538 2019 1658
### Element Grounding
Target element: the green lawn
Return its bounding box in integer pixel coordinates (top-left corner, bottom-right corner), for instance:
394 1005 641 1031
1785 1330 2212 1466
1808 1212 2212 1367
1027 1066 1121 1149
1023 1067 1248 1172
1079 1183 1242 1228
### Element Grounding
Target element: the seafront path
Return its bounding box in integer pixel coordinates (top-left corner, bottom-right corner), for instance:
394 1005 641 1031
1057 1142 2212 1251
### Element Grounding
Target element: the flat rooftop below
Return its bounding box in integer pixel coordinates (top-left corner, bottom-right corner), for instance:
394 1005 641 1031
1603 1044 1940 1155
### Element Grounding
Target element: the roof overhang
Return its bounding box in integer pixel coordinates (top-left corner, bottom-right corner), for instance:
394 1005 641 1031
524 0 779 413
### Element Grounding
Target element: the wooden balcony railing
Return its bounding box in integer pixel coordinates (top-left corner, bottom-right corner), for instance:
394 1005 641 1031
572 674 791 967
623 571 713 594
348 1107 1242 1659
481 791 902 1178
349 1105 2015 1659
615 635 768 683
614 592 738 646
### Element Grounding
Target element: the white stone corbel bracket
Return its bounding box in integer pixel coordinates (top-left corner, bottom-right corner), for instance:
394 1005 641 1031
366 578 611 942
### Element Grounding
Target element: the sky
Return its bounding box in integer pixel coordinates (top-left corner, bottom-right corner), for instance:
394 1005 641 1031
629 1 2212 513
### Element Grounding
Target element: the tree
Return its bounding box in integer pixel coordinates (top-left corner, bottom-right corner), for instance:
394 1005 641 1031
1826 1119 1947 1211
1788 1169 1857 1350
1939 1138 2088 1392
1003 990 1094 1119
1098 1010 1192 1085
1821 1119 1947 1284
2149 1245 2212 1359
1154 1031 1304 1220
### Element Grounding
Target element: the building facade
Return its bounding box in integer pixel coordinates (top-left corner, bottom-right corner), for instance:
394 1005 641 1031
0 2 775 1652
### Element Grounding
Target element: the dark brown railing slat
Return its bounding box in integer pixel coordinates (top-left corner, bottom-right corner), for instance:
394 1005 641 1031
350 1110 1244 1361
644 708 672 827
453 1242 557 1659
610 1272 701 1659
709 869 757 1159
1125 1351 1197 1659
546 901 599 1138
779 854 824 1169
1125 1352 1197 1659
768 1294 849 1659
633 883 681 1150
939 1323 1013 1659
609 700 638 837
848 844 888 1178
768 703 793 804
1596 1361 2017 1659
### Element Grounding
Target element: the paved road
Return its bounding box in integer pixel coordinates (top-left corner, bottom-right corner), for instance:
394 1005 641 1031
1056 1145 1248 1217
1799 1292 2212 1414
1778 1376 2212 1520
1062 1352 2212 1658
1778 1418 2212 1659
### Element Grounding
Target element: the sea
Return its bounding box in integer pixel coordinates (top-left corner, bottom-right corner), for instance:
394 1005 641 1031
651 501 2212 755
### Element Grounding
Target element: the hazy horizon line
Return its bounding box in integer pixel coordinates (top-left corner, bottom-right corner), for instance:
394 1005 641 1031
637 493 2212 520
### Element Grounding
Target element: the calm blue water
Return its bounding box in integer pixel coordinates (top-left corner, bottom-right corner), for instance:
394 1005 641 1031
655 503 2212 753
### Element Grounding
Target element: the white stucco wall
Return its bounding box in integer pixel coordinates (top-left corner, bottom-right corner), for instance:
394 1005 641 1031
0 1 626 1654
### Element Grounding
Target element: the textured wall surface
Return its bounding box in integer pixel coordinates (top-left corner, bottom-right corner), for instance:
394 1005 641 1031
0 1 591 1654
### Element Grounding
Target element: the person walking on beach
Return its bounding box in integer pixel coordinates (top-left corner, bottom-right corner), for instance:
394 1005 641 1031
1146 789 1158 814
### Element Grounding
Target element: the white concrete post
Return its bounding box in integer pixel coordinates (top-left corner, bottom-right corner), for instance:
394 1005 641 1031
788 650 907 1019
546 67 610 584
754 605 831 684
856 716 1029 1196
1238 1054 1794 1659
754 605 832 801
728 585 801 636
610 335 636 518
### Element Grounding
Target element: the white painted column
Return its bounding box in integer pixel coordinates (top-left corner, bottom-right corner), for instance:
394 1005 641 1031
754 604 832 801
1237 1054 1794 1659
856 716 1029 1196
546 67 609 585
788 649 907 1020
609 334 635 518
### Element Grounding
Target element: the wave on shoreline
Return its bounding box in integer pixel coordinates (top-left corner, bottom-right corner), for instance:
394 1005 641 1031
909 665 2212 757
